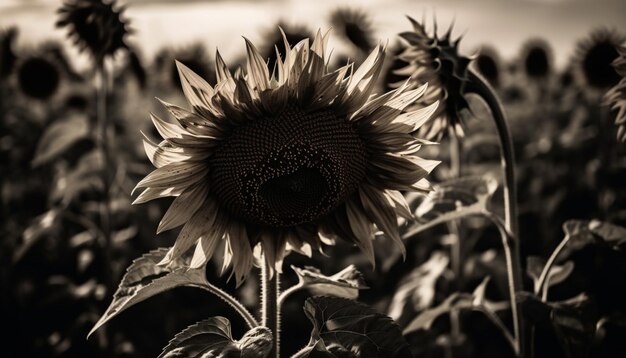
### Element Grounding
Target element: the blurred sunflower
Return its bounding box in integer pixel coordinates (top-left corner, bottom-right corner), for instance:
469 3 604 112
393 16 471 140
604 46 626 141
520 38 552 81
329 8 376 53
0 27 18 80
473 45 501 88
56 0 130 64
260 22 313 75
15 54 61 100
573 28 625 92
135 31 439 283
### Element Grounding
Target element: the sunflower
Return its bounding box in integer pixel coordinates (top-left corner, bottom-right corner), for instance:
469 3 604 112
573 28 625 92
473 45 501 88
56 0 130 64
135 31 439 284
604 45 626 141
392 16 471 140
0 27 18 80
329 8 376 53
15 54 61 100
520 38 552 81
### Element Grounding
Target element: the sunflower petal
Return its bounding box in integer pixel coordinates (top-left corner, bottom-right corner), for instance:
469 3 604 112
132 187 181 205
133 161 208 192
176 60 215 117
244 37 270 91
359 185 406 258
345 199 376 266
157 183 209 233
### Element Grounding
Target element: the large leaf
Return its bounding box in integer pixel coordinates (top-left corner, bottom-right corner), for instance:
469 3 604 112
297 296 412 357
403 278 510 337
387 251 449 322
404 175 498 238
288 265 368 301
518 292 597 358
32 113 89 167
88 248 208 338
560 220 626 257
160 317 272 358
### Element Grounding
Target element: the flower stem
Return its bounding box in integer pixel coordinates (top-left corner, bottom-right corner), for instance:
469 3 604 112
95 62 114 296
467 69 524 357
536 234 571 302
466 69 518 239
484 211 523 357
261 260 280 357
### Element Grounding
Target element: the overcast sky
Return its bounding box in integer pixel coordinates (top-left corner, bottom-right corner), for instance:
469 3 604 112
1 0 625 69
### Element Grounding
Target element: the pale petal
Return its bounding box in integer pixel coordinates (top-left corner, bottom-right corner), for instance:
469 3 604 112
133 161 208 192
157 183 210 233
132 187 181 205
345 199 376 266
176 60 215 117
359 185 406 257
244 37 270 91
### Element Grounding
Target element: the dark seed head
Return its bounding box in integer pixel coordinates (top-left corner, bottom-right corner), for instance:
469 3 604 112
210 104 367 227
17 57 60 100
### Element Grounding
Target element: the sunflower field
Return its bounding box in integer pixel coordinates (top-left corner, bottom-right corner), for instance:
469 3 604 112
1 1 626 357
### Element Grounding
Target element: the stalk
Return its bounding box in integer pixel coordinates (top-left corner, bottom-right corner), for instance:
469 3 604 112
466 69 519 239
484 211 523 357
95 62 114 297
261 260 280 357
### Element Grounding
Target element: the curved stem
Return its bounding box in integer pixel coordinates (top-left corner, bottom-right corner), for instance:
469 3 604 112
536 235 571 302
261 260 280 357
278 282 304 307
466 69 519 240
194 281 259 329
483 211 523 357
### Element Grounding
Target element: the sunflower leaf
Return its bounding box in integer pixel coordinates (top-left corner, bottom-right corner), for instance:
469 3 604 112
527 256 575 293
159 318 272 358
289 265 368 301
32 112 89 167
297 296 412 357
518 292 598 358
560 220 626 258
88 248 207 338
404 175 499 238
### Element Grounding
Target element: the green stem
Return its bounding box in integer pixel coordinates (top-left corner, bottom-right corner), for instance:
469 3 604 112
466 69 519 240
484 211 523 357
536 234 571 302
261 260 280 357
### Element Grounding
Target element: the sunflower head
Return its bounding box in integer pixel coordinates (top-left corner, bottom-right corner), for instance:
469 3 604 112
473 46 501 88
0 27 18 80
604 45 626 141
521 38 552 80
134 30 438 284
16 54 61 100
56 0 130 64
392 16 471 140
574 28 625 91
329 8 376 53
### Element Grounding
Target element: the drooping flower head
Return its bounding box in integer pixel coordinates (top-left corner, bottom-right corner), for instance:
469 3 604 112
473 46 501 88
573 28 624 92
392 16 471 140
329 8 376 53
56 0 130 64
604 45 626 141
520 38 552 81
135 30 439 284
